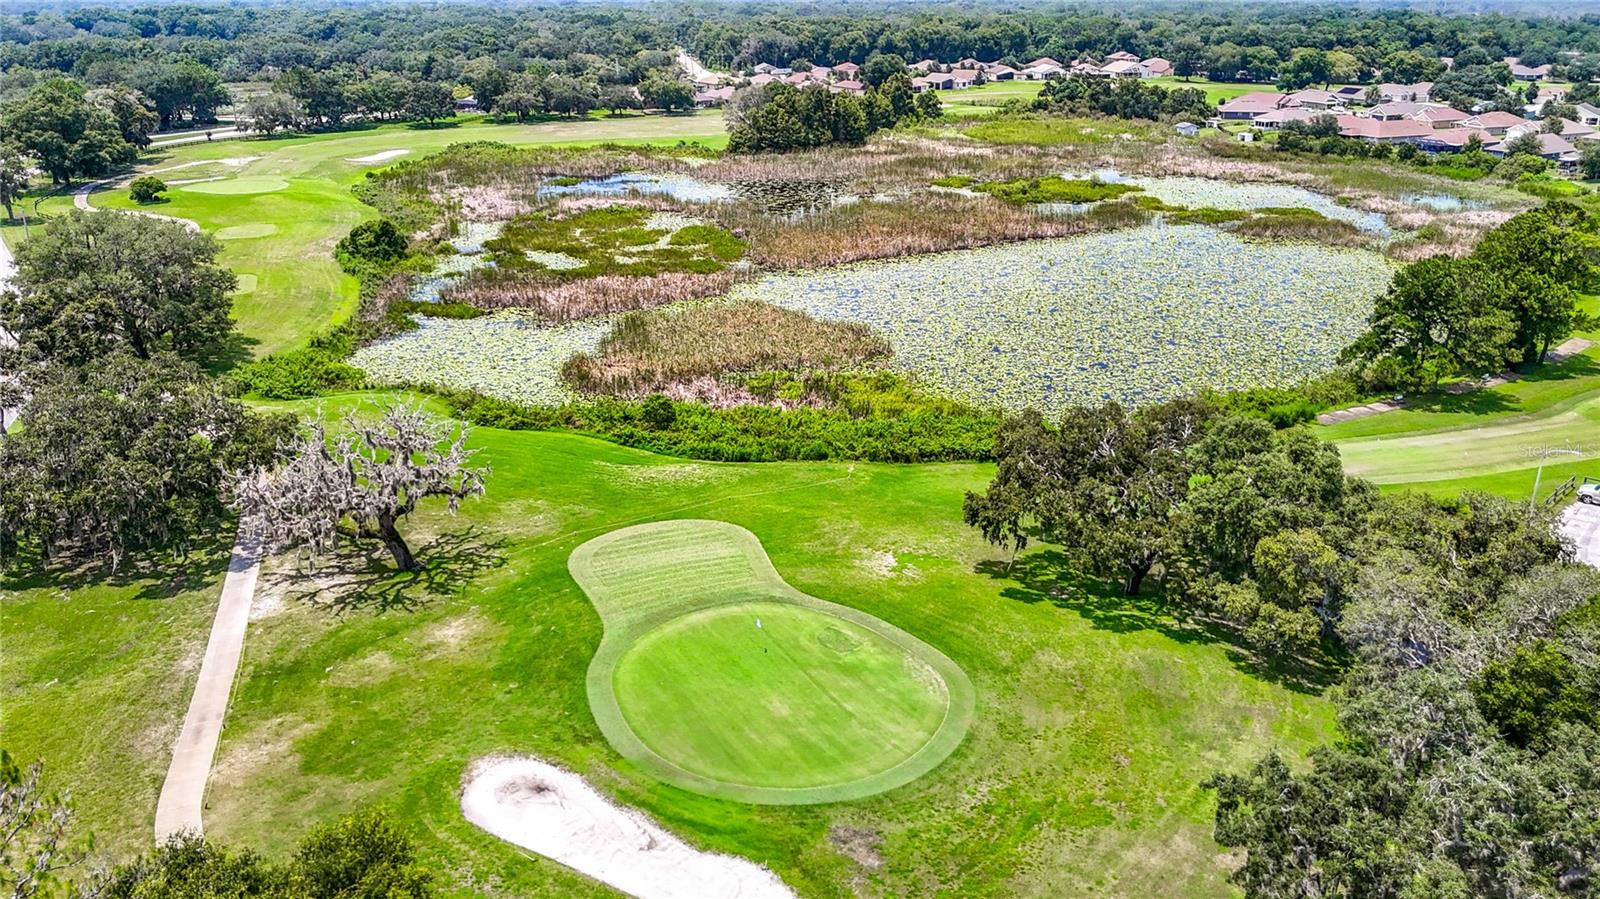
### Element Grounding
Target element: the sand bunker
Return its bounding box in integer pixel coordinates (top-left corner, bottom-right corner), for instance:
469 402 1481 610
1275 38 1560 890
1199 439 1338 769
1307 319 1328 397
460 756 795 899
347 149 410 164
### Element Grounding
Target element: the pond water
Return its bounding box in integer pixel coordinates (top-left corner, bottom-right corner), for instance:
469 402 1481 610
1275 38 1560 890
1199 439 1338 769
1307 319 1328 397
354 223 1395 414
733 223 1394 414
1117 175 1391 234
537 172 737 204
537 172 849 217
1402 192 1490 212
407 222 503 304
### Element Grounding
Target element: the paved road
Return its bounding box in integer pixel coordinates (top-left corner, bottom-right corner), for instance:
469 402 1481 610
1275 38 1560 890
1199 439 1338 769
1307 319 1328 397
1563 500 1600 569
154 538 260 840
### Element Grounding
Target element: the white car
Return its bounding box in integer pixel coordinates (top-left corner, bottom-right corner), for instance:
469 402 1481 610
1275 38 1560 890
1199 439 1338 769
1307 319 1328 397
1580 483 1600 505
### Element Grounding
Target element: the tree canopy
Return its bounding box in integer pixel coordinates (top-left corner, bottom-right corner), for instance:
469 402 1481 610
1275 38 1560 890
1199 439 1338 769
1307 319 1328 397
1 210 238 368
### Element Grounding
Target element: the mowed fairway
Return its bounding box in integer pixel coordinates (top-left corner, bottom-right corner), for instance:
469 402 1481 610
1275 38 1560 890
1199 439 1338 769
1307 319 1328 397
1 111 728 357
572 520 972 803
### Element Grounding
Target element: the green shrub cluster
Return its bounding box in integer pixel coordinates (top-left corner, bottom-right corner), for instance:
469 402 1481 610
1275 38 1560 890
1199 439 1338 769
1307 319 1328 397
959 175 1143 205
440 373 1001 462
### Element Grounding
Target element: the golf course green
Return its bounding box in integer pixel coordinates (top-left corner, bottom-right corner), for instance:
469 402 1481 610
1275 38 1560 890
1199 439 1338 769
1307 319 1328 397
570 519 974 804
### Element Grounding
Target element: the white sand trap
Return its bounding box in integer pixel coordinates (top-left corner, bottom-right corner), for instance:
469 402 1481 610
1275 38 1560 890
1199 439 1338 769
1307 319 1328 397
461 756 795 899
347 149 410 164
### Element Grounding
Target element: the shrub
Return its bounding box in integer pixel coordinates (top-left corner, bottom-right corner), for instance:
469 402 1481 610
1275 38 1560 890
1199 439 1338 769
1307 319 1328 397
337 218 409 268
128 176 167 204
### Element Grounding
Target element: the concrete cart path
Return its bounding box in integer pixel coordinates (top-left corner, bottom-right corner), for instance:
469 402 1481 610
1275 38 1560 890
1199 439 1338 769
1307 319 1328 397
153 536 260 840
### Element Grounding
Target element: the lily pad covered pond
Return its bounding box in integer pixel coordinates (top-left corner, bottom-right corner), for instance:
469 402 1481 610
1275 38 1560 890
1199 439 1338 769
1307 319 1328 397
354 223 1393 413
734 223 1393 413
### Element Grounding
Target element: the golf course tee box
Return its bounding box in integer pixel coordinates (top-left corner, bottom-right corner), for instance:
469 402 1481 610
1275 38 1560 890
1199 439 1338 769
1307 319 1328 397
568 519 975 804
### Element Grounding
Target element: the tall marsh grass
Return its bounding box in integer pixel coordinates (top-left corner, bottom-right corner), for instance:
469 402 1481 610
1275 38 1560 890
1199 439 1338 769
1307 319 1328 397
562 301 891 397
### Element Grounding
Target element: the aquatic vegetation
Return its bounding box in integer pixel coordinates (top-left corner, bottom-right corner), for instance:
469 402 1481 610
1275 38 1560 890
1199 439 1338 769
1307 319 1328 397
964 175 1143 205
731 223 1395 415
442 270 738 321
1119 175 1390 233
562 302 891 397
727 192 1146 270
352 313 613 405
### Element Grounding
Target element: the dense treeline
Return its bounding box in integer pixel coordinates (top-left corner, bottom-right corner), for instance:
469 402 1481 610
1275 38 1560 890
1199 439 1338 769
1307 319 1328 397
966 396 1600 897
1345 202 1599 386
8 1 1600 95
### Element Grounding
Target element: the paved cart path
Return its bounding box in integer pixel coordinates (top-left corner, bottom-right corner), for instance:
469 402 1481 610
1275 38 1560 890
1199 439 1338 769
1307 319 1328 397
153 537 260 840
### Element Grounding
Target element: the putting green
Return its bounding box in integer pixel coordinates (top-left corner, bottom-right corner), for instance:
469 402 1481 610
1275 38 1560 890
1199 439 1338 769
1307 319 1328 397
215 223 278 240
182 177 289 195
570 519 973 804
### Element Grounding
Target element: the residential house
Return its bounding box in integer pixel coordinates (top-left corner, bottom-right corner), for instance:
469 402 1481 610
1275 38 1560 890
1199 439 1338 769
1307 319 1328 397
1377 82 1433 102
747 73 778 87
1332 85 1367 102
1025 57 1063 70
752 63 777 75
1414 128 1493 152
833 61 860 79
1285 88 1344 110
1022 63 1066 80
1488 130 1577 166
1142 57 1173 77
908 59 938 72
986 64 1019 81
454 95 479 110
1105 50 1140 63
1459 110 1528 136
693 85 735 108
829 80 865 96
1573 102 1600 126
1335 114 1434 143
1251 107 1325 129
1175 121 1200 136
1217 91 1291 120
949 68 983 88
1099 59 1147 78
1365 101 1427 121
1408 105 1471 129
1505 57 1552 81
912 73 955 92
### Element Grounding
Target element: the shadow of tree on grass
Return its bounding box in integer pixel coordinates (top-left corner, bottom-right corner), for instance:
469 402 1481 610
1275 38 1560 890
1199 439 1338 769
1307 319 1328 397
267 526 508 616
976 549 1342 694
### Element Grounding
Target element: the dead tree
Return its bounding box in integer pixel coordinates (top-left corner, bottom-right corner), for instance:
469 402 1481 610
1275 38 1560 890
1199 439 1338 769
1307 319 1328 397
235 403 487 572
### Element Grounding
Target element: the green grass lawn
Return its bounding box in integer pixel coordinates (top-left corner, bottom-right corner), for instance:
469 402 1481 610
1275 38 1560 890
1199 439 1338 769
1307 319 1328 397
3 391 1334 897
0 111 728 358
934 80 1044 107
1144 77 1285 105
573 520 972 804
0 551 233 859
1324 299 1600 502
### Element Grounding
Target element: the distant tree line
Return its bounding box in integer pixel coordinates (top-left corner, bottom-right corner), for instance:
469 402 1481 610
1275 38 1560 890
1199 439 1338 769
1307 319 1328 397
728 65 938 153
1034 75 1212 123
7 1 1600 104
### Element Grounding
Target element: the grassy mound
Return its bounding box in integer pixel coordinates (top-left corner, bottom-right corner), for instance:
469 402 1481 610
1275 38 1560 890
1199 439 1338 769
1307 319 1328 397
569 519 974 804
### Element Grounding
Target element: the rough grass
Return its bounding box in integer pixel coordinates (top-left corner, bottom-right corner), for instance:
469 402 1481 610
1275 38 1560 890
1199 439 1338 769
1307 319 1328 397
9 396 1336 897
732 192 1148 269
562 301 891 397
